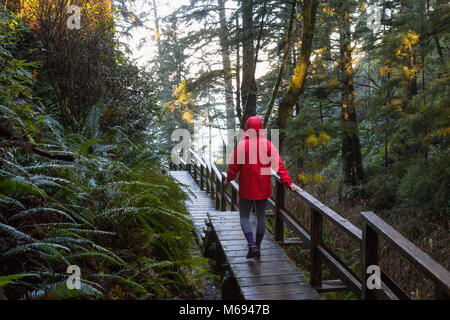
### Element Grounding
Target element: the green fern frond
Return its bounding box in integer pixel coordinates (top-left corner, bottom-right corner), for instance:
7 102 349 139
0 175 47 198
0 273 40 289
78 138 102 155
98 181 169 191
61 228 116 236
0 195 25 209
24 163 78 172
8 207 76 223
0 104 26 129
0 158 29 176
67 252 125 266
25 281 103 300
1 242 71 258
0 223 34 242
89 273 147 295
30 175 70 185
18 222 83 230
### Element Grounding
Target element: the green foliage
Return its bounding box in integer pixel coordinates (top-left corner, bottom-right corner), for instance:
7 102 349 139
0 8 203 300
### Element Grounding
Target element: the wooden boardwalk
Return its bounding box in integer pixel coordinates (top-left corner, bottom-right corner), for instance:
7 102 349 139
170 170 320 300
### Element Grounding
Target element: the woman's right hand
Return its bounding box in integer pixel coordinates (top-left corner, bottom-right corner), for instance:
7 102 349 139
289 184 299 192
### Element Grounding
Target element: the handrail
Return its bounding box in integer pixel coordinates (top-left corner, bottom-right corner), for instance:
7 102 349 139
189 148 207 168
211 163 222 182
170 148 450 300
271 170 362 241
361 211 450 299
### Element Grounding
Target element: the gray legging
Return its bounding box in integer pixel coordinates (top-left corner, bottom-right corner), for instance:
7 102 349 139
239 197 267 236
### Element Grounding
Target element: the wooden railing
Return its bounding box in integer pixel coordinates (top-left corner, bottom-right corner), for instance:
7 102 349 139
171 149 450 300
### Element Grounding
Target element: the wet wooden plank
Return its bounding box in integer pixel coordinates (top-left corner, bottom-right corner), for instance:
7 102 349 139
237 274 307 287
227 254 292 264
246 291 319 300
241 282 311 295
224 248 283 257
231 261 298 272
171 170 320 301
234 267 301 279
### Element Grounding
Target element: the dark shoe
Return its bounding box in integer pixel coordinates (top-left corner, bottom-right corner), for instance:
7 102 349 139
246 245 258 259
254 246 261 257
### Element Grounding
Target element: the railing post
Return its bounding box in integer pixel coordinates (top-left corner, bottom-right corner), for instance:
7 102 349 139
215 176 220 210
200 164 204 190
220 174 226 212
361 221 379 300
274 180 284 242
186 151 191 175
231 187 237 211
210 166 215 199
193 158 197 183
205 166 210 193
310 207 323 288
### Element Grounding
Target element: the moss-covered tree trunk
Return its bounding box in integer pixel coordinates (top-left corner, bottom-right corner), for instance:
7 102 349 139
263 0 296 128
339 7 364 185
240 0 257 127
275 0 319 146
218 0 236 132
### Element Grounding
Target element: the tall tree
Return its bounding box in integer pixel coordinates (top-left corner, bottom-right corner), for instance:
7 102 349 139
338 0 364 185
263 0 296 128
240 0 257 126
218 0 236 131
275 0 319 146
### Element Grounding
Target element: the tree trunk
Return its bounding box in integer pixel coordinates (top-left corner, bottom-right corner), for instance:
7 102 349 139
235 15 242 121
263 0 296 128
339 8 364 185
275 0 319 147
240 0 257 127
152 0 162 58
218 0 236 132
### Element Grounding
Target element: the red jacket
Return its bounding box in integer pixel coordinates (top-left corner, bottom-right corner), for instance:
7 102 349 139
225 116 292 200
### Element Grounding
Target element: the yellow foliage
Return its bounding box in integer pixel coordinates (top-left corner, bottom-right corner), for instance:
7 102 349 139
328 77 340 88
305 131 330 148
425 127 450 140
163 80 196 125
319 131 330 145
151 28 160 41
305 134 319 147
298 172 325 185
322 7 334 16
182 110 194 122
359 2 367 13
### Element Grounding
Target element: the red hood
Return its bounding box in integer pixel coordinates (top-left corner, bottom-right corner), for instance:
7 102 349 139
244 116 265 138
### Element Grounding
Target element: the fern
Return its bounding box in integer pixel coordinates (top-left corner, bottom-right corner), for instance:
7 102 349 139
0 273 39 289
0 104 26 129
0 195 25 209
0 175 47 198
25 281 103 300
67 252 125 266
24 163 79 172
8 207 76 223
89 273 147 295
0 223 34 242
1 242 71 258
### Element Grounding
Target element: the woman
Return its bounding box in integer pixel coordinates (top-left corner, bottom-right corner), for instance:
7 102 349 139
223 116 297 258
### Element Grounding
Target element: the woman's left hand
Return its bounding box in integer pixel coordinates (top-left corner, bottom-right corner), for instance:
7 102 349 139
289 184 299 192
